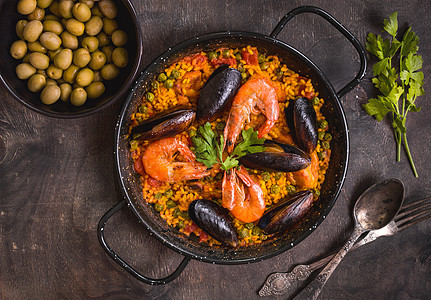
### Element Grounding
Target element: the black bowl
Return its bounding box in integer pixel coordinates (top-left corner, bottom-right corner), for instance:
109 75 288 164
0 0 143 118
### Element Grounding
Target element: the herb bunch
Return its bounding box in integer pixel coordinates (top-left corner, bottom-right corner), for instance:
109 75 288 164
364 12 424 177
191 122 265 171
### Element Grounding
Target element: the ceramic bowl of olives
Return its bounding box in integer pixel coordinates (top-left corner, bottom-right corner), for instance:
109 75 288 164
0 0 143 118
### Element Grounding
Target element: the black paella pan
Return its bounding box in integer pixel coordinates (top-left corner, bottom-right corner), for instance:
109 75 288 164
97 6 367 284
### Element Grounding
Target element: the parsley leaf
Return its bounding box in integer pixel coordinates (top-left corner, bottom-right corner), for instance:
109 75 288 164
363 12 424 177
192 122 219 168
383 12 398 38
192 123 265 171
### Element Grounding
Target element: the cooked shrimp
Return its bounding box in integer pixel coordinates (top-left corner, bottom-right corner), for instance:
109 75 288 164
174 70 202 98
222 166 265 223
289 150 319 189
223 76 279 153
142 137 210 182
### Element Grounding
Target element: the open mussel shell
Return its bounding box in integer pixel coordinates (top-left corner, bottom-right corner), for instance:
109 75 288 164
240 140 311 172
196 64 241 123
189 199 239 247
258 190 313 234
130 107 195 141
285 97 318 154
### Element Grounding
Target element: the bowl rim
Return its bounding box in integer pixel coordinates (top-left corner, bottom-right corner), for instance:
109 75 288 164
114 30 350 264
0 0 143 119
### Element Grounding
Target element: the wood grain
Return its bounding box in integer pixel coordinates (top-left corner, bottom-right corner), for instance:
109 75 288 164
1 0 431 299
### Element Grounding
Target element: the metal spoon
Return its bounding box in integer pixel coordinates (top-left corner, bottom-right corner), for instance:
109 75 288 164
293 178 405 300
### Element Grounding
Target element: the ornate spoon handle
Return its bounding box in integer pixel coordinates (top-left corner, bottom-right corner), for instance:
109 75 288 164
259 222 396 297
293 227 364 300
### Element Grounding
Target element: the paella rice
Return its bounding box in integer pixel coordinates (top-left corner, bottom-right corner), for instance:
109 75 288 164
129 45 331 247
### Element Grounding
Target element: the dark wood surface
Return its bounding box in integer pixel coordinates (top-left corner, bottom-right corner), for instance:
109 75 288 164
1 1 430 299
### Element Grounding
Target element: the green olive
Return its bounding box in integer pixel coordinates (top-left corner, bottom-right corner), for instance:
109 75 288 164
44 14 60 21
16 63 36 79
28 7 45 21
45 78 57 86
75 68 94 86
59 0 74 19
27 74 46 92
40 32 62 50
80 0 94 9
100 63 119 80
47 64 63 79
37 0 53 9
48 1 60 17
96 31 109 47
65 18 85 36
93 70 102 82
90 6 103 18
73 48 91 67
61 17 67 27
10 40 28 59
111 30 127 47
101 45 113 63
36 69 46 76
86 81 105 99
23 20 43 42
102 17 118 35
48 48 62 60
63 64 80 83
29 52 50 69
40 84 61 104
81 36 99 52
60 31 78 50
59 83 72 101
43 19 63 35
89 50 106 70
15 20 28 39
99 0 118 19
54 48 73 70
112 47 128 68
72 3 91 22
17 0 37 15
85 16 103 36
22 53 31 63
70 87 87 106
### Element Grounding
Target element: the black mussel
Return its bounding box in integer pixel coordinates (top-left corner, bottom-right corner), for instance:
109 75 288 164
188 199 239 247
258 190 313 234
196 64 241 123
130 107 195 141
285 97 318 154
240 140 311 172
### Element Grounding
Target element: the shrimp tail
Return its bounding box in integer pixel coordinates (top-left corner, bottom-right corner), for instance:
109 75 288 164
222 166 265 223
257 119 277 139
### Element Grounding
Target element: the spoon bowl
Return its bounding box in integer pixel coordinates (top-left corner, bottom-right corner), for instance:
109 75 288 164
354 179 405 230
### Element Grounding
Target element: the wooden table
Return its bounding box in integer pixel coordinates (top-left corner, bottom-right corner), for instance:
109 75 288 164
1 1 430 299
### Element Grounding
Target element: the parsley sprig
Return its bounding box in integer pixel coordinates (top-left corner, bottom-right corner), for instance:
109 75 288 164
364 12 424 177
191 122 265 171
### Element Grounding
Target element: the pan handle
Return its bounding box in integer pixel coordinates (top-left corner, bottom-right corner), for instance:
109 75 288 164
269 6 367 98
97 201 191 285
